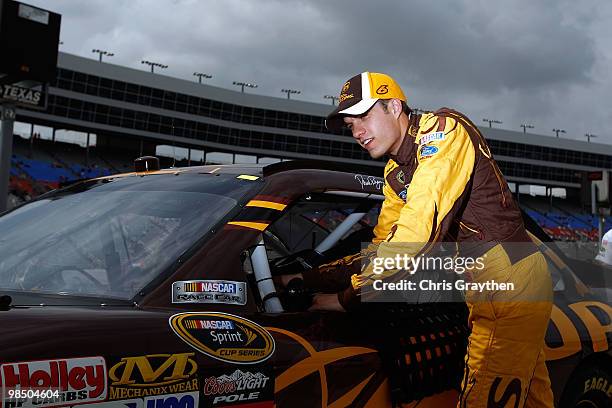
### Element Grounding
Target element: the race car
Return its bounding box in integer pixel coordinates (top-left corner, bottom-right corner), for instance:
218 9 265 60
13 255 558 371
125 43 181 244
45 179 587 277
0 158 609 408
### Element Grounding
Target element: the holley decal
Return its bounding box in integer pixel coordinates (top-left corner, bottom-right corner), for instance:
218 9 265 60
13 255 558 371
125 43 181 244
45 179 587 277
0 356 107 408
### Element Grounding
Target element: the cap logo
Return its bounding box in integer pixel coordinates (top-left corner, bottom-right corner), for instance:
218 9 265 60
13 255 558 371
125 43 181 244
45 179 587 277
338 81 355 103
339 92 354 103
376 85 389 95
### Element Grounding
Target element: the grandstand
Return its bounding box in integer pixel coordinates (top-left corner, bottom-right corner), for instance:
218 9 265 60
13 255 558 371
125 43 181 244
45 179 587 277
521 195 609 242
7 134 112 206
7 52 612 243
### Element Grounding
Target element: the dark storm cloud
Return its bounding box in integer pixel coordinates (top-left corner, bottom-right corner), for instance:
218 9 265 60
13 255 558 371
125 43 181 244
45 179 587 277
25 0 612 140
318 0 596 92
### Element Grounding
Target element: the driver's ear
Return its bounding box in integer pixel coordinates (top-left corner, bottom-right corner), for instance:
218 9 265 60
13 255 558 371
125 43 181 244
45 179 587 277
390 99 402 119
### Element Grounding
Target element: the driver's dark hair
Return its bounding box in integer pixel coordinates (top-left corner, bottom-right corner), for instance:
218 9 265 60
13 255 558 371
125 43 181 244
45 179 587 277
378 99 411 116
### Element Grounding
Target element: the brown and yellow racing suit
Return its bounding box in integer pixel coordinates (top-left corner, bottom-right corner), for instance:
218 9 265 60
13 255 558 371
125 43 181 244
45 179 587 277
306 108 554 407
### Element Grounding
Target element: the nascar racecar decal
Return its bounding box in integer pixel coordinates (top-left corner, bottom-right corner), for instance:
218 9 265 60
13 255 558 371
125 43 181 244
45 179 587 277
171 280 247 305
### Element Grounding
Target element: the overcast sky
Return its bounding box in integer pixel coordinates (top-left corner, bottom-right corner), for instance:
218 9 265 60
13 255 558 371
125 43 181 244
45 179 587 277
27 0 612 143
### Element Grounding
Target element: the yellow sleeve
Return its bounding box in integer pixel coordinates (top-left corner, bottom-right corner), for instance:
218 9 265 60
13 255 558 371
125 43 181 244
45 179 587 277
372 161 405 243
362 116 476 286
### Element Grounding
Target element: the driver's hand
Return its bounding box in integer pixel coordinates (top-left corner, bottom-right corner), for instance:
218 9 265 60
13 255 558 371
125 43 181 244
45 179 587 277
308 293 346 312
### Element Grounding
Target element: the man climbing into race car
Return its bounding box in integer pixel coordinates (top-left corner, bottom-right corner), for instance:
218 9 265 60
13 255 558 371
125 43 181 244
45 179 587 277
291 72 555 407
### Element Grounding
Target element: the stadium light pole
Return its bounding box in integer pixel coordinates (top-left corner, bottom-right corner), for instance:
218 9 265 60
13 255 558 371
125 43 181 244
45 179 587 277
92 49 114 63
553 128 566 138
141 60 168 73
281 89 301 100
0 105 16 213
233 81 257 93
483 118 502 128
324 95 338 105
520 123 534 133
193 72 212 84
585 133 597 143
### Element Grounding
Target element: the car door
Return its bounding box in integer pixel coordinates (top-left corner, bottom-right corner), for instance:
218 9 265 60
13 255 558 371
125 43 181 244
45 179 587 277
245 179 467 407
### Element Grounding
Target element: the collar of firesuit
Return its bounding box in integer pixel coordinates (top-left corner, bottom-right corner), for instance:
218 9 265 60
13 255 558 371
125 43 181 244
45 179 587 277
389 112 421 166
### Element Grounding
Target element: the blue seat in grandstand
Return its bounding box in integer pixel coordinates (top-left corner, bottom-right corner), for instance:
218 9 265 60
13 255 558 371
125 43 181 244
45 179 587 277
546 212 567 225
548 214 565 228
575 214 606 229
66 163 113 179
19 158 76 183
70 164 82 174
567 217 588 229
86 168 100 178
525 209 556 228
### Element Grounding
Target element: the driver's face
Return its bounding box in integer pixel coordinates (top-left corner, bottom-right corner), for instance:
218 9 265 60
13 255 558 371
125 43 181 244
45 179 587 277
343 101 403 159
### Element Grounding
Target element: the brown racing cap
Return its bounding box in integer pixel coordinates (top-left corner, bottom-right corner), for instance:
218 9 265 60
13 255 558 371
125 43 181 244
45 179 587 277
325 72 407 131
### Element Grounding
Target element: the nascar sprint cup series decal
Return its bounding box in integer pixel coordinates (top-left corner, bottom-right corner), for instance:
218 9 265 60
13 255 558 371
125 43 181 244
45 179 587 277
172 280 247 305
169 312 275 364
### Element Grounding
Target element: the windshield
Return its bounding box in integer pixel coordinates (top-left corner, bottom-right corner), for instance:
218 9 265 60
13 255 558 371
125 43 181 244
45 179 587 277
0 173 260 301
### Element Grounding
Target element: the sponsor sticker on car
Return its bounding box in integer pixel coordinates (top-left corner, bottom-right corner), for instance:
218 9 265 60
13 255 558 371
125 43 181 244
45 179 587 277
172 280 247 306
79 392 198 408
0 356 107 408
143 391 198 408
202 368 274 407
169 312 275 365
73 398 143 408
107 353 198 401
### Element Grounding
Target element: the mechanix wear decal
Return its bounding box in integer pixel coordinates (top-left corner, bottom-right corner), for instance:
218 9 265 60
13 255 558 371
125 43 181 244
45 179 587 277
107 353 198 401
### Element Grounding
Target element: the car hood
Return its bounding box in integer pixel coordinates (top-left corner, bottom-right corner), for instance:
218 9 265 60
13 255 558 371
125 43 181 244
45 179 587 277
0 303 193 362
1 290 134 307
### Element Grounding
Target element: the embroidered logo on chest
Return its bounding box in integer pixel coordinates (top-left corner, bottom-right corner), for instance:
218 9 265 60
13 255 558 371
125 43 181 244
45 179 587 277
418 131 445 146
420 145 439 158
396 170 406 185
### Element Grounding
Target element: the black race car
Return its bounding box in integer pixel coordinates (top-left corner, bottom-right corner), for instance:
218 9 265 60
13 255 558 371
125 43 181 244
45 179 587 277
0 159 609 408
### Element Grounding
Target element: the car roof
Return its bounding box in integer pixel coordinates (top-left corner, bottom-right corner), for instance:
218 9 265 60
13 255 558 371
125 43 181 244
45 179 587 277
92 160 382 181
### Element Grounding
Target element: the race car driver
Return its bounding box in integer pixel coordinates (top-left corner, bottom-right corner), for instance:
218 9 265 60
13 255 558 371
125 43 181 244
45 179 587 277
309 72 555 407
